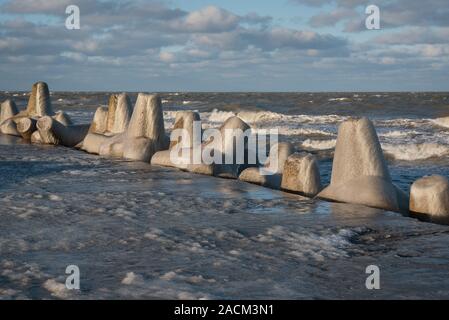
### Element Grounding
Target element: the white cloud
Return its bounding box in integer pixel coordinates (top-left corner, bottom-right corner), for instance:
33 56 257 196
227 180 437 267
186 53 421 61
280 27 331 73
0 0 447 90
159 51 176 63
172 6 239 32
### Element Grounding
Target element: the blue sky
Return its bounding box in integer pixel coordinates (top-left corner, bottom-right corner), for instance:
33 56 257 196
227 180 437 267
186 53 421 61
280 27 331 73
0 0 448 91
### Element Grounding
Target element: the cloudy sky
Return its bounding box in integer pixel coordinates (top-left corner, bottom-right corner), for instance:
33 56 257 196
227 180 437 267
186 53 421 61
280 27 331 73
0 0 448 91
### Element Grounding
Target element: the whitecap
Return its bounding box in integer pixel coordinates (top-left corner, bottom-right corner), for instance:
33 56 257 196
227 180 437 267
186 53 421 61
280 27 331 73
379 130 419 138
207 109 236 123
382 142 449 161
432 117 449 129
301 139 336 150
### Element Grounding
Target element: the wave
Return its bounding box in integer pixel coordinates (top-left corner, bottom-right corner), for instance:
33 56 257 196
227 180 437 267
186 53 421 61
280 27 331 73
206 109 286 123
206 109 346 125
382 143 449 161
294 114 347 124
375 118 427 128
378 130 420 138
237 110 285 123
207 110 236 123
432 117 449 129
328 97 350 102
300 139 449 161
301 139 336 150
277 127 335 137
163 109 449 162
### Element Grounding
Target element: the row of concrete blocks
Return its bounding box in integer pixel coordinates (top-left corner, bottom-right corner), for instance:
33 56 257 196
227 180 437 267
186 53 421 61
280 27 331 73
77 89 449 223
149 111 449 224
1 82 448 223
0 82 89 146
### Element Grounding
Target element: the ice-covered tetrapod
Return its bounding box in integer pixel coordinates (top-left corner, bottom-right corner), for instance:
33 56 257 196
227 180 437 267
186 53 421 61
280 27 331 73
281 152 322 197
0 99 19 123
1 82 75 140
95 93 168 162
89 106 109 134
207 116 253 178
317 117 409 213
37 116 89 147
23 81 54 117
81 93 133 153
179 115 254 177
239 142 294 189
0 100 20 136
151 111 201 168
410 175 449 221
167 115 252 177
17 117 37 140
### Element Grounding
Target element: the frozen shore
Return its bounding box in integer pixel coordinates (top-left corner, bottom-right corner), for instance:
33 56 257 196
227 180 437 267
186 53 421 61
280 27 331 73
1 136 449 299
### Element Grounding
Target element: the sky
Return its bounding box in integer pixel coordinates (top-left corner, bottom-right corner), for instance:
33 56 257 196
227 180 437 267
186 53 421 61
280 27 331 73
0 0 448 92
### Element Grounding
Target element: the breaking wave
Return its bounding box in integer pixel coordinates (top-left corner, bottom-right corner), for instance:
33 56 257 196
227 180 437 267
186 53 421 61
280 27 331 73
206 109 346 125
164 108 449 162
382 143 449 161
378 130 420 138
301 139 337 150
432 117 449 129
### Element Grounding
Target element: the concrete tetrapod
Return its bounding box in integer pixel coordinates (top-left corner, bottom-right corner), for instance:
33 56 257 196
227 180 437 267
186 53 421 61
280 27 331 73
36 116 90 147
281 152 322 197
151 111 201 168
239 142 294 189
96 93 168 162
410 175 449 223
317 117 409 213
81 93 133 153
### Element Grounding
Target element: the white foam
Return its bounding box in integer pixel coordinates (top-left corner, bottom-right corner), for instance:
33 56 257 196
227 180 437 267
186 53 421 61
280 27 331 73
301 139 336 150
122 272 143 285
294 114 347 124
49 194 63 201
206 109 346 125
43 279 69 299
376 118 425 128
379 130 418 138
277 127 335 137
255 226 361 262
432 117 449 129
382 142 449 161
237 110 285 123
328 97 350 101
207 109 235 123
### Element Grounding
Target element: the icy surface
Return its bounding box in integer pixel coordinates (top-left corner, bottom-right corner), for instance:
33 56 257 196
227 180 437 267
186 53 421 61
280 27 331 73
1 136 449 299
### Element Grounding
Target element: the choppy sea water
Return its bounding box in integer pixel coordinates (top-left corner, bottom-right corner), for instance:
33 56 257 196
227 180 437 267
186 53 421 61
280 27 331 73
3 91 449 190
1 92 449 299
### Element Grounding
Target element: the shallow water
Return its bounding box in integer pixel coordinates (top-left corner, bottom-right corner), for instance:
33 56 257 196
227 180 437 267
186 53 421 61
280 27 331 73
1 138 449 299
1 91 449 299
